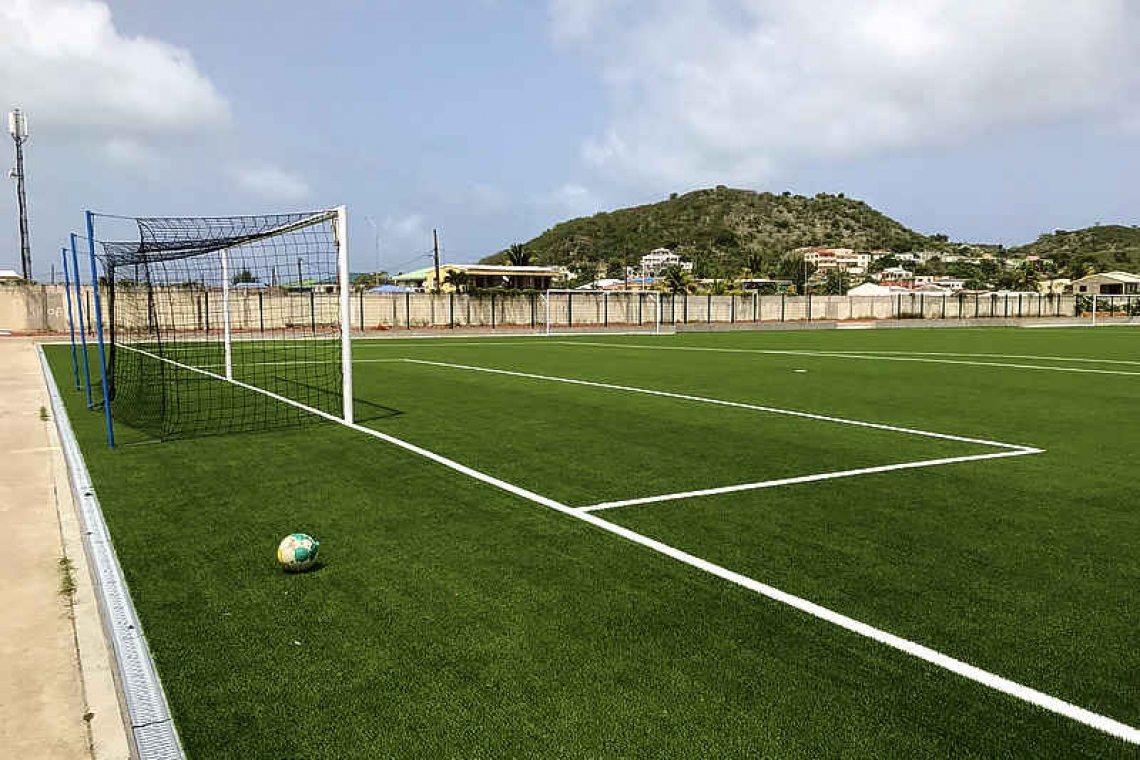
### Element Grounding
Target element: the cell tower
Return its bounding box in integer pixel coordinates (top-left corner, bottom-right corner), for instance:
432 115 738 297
8 108 31 281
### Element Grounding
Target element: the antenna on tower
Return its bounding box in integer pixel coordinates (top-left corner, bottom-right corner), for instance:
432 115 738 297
8 109 27 140
8 108 31 281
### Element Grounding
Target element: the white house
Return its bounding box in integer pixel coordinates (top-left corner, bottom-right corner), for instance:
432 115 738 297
1071 272 1140 295
933 277 967 291
802 248 874 275
0 269 21 283
639 248 693 275
875 266 914 283
848 282 912 296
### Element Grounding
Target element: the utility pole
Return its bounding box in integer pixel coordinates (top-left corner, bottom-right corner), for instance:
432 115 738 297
432 228 441 293
8 109 31 281
364 216 381 279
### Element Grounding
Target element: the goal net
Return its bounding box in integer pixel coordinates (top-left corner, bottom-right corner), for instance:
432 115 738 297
543 289 663 335
88 208 352 440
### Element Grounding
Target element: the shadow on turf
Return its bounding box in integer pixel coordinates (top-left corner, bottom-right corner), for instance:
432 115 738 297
280 560 326 576
110 392 403 447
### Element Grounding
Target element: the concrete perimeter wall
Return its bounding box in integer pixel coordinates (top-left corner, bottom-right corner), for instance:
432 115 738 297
0 284 1100 335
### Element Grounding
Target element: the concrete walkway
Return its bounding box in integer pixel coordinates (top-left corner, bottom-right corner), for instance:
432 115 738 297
0 339 127 759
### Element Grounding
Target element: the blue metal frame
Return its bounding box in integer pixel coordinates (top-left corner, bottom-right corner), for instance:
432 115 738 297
69 233 94 408
85 211 115 448
61 248 80 389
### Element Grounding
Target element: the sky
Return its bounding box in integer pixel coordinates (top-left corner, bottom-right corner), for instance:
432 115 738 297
2 0 1139 279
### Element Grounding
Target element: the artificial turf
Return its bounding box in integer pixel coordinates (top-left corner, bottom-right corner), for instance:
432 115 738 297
46 325 1140 758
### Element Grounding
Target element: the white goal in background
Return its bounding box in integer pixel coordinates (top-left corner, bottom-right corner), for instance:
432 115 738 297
543 289 663 336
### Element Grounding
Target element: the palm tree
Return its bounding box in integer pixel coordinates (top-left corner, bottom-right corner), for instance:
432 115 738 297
821 269 850 295
1015 261 1041 292
661 264 693 294
506 243 532 267
443 269 469 293
744 251 765 278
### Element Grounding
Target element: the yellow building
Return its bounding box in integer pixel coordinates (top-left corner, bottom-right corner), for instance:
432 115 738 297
393 263 563 292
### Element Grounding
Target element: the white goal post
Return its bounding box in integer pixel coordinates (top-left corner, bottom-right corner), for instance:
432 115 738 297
543 288 662 336
336 205 353 424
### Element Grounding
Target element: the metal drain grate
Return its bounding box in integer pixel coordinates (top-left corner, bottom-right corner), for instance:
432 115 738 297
40 346 186 760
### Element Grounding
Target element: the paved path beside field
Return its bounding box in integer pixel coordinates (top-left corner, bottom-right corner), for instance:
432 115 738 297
0 339 127 759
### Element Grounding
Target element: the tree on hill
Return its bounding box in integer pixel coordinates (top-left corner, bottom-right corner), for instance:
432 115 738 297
661 264 693 294
352 272 389 289
868 254 901 273
1013 261 1041 292
743 251 766 278
1066 257 1096 281
776 255 816 295
506 243 531 267
821 269 850 295
231 268 258 285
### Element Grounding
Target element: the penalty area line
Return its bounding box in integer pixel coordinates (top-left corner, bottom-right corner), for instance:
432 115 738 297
579 449 1042 512
401 358 1036 451
110 345 1135 745
549 341 1140 377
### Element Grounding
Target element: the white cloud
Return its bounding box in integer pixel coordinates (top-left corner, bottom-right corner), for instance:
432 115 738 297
230 166 312 202
466 183 509 215
551 0 1140 188
0 0 231 140
99 137 161 171
383 213 426 242
538 183 603 218
372 214 435 272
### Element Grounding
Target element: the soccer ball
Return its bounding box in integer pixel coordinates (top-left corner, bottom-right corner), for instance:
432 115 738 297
277 533 320 572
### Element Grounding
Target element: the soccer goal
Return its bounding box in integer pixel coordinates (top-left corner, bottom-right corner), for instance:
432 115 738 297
543 289 663 335
1084 294 1140 326
80 207 353 442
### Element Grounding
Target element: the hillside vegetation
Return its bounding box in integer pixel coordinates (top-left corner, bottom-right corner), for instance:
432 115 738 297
484 187 936 276
1009 225 1140 274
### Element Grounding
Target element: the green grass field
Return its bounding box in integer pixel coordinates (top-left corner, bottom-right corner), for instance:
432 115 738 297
47 326 1140 758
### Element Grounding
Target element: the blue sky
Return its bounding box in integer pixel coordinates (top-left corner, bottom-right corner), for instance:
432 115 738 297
3 0 1140 279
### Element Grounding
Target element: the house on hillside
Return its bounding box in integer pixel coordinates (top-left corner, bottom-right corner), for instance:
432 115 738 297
639 248 692 276
873 266 914 284
803 248 872 275
1071 272 1140 295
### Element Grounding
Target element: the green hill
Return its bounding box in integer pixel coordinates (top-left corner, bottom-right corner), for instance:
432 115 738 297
1009 225 1140 275
484 187 936 276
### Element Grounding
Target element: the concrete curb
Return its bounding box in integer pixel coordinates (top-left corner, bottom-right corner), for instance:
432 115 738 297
44 407 131 760
38 345 186 760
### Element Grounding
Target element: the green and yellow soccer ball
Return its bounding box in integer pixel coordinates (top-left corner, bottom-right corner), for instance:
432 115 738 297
277 533 320 573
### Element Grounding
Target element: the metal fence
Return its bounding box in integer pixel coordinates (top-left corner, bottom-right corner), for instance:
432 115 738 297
0 285 1113 335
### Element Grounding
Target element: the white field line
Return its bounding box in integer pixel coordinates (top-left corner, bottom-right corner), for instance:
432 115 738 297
352 333 547 343
549 341 1140 377
108 344 1137 744
787 350 1140 367
354 340 550 349
195 357 407 369
579 450 1038 512
401 358 1037 451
